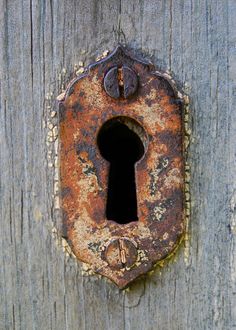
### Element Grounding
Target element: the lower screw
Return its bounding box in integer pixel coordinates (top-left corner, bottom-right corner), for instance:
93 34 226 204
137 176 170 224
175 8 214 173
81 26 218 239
104 238 138 270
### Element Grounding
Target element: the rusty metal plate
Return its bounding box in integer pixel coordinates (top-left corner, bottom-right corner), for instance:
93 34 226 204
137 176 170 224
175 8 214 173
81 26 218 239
58 45 185 288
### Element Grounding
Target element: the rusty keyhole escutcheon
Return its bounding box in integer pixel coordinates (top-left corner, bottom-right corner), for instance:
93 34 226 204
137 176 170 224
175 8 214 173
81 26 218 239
58 45 185 288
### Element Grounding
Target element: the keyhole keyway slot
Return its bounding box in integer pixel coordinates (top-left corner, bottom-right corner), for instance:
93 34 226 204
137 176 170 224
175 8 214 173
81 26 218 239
97 116 148 224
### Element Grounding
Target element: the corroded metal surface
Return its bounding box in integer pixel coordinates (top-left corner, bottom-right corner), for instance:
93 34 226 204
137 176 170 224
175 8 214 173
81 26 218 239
59 45 184 288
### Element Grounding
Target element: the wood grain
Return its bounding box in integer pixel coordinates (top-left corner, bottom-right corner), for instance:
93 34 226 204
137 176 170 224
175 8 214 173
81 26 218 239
0 0 235 329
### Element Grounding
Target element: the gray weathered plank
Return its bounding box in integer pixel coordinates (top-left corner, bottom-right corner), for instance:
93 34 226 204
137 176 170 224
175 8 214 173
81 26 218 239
0 0 235 329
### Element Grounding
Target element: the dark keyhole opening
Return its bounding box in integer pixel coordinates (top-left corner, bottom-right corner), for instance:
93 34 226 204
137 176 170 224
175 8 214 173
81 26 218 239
97 117 147 224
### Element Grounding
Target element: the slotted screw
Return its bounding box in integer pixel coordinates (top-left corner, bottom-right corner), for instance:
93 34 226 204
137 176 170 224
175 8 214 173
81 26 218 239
104 66 138 99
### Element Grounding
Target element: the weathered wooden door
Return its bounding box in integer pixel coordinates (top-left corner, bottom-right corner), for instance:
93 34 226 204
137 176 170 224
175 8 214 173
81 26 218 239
1 1 235 329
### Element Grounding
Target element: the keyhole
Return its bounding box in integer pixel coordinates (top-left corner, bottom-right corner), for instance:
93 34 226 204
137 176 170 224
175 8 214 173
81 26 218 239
97 116 148 224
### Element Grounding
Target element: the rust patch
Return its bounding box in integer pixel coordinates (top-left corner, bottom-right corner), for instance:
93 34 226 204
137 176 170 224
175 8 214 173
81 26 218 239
58 45 185 288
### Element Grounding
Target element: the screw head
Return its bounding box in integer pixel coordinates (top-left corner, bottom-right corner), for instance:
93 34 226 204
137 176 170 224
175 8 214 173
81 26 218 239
104 66 138 99
104 238 138 269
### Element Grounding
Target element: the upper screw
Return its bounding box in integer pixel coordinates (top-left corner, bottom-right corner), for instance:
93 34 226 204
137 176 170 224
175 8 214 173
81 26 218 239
104 66 138 99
